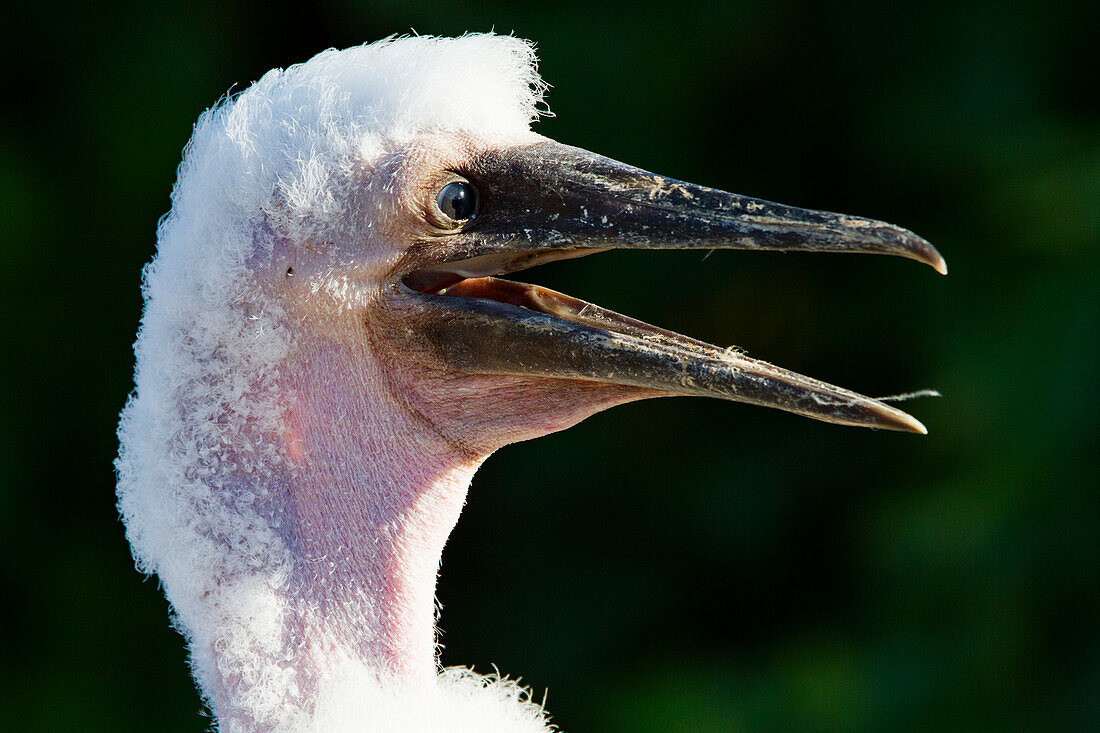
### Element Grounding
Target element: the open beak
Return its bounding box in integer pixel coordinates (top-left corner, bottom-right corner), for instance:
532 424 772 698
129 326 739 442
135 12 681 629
394 140 945 433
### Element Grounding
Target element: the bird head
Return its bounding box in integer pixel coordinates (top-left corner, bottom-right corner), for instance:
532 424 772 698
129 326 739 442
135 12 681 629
203 35 942 464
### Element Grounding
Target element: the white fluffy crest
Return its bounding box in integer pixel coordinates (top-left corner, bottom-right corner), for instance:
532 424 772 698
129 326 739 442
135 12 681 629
116 34 553 731
202 33 545 226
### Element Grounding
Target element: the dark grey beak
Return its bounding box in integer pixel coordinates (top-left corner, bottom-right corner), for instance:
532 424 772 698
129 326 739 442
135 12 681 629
394 140 945 433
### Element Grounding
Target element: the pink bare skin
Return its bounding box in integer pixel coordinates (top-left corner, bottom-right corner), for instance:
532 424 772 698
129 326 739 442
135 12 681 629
282 335 652 685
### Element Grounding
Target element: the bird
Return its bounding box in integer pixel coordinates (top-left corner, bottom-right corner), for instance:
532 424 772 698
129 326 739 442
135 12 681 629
115 33 945 732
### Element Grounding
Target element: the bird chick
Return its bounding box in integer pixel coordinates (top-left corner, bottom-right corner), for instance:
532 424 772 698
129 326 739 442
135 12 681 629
116 34 943 732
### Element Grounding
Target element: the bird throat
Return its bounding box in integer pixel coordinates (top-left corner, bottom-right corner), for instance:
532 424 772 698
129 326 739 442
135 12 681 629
278 339 485 686
201 337 487 729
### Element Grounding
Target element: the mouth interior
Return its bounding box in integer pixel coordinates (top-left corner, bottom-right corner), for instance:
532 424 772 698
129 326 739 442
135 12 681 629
403 247 613 317
403 255 687 343
418 274 624 329
404 248 591 318
435 277 562 313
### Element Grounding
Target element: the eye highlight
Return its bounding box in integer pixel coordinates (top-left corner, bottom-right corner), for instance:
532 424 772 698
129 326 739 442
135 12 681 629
436 180 478 223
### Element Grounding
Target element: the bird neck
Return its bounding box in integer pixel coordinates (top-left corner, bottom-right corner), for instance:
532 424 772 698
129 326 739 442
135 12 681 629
287 339 487 676
286 416 478 683
207 336 486 723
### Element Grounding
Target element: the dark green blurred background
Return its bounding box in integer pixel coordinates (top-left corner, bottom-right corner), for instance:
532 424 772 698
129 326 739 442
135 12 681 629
3 1 1098 730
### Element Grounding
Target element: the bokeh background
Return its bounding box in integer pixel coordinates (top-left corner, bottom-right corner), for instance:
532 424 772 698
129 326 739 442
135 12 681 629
3 1 1098 730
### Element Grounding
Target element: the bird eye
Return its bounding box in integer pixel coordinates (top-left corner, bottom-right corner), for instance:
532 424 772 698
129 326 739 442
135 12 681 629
436 180 478 223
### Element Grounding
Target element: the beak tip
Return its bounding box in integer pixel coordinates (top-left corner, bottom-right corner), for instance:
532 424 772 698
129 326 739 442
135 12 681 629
932 254 949 276
905 233 947 275
884 409 928 435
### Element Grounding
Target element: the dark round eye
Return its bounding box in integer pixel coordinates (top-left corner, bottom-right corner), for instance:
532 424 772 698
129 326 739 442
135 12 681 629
436 180 478 223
